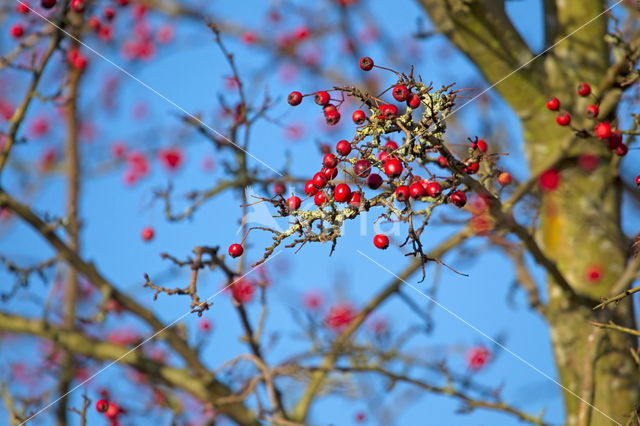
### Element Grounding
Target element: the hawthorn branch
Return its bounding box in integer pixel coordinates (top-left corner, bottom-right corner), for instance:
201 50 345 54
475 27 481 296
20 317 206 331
0 23 62 179
290 365 549 426
0 312 260 425
291 227 472 422
591 321 640 337
0 190 260 424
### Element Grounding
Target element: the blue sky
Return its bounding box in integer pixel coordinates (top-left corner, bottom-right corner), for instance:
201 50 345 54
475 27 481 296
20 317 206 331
2 0 637 425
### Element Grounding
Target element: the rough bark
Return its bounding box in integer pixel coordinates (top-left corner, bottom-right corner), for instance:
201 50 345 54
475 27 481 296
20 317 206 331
416 1 639 424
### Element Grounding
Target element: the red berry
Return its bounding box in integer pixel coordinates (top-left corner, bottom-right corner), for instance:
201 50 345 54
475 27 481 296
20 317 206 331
11 24 24 38
16 4 30 14
615 143 628 157
315 91 331 106
546 97 560 111
324 109 341 126
425 181 442 197
41 0 57 9
272 182 286 196
392 85 409 102
288 91 303 106
556 112 571 126
320 143 331 154
409 182 425 199
334 184 352 203
383 158 403 178
366 173 383 189
395 185 410 201
287 196 301 210
349 191 362 207
467 346 491 371
104 401 121 419
323 153 338 168
450 191 467 208
406 93 421 109
336 139 352 156
436 156 448 168
379 104 398 120
378 151 390 163
373 234 389 249
352 110 366 125
635 175 640 187
312 172 328 188
359 56 374 71
539 169 560 191
498 172 513 186
322 167 338 181
586 104 599 118
304 180 319 196
464 162 480 174
71 0 84 12
228 243 244 258
88 16 101 31
475 139 488 153
578 153 599 171
577 82 591 97
314 191 328 206
607 132 622 150
594 121 611 140
103 6 116 20
323 104 337 114
141 227 154 242
96 399 109 413
385 140 398 151
354 159 372 178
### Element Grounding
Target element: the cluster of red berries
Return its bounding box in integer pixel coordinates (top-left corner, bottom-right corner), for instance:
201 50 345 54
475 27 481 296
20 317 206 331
278 58 504 252
287 57 425 129
287 89 342 126
548 82 628 156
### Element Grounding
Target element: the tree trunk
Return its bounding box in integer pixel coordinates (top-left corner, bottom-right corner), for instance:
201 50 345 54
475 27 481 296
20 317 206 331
417 1 639 424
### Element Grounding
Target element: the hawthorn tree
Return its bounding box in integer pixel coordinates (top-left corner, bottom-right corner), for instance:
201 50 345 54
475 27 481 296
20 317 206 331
0 1 639 426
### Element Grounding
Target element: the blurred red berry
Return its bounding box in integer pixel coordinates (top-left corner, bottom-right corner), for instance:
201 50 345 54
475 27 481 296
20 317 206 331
325 304 356 330
497 172 513 186
594 121 611 140
539 169 560 191
96 399 109 413
546 97 560 111
141 227 154 242
467 346 491 371
556 112 571 126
